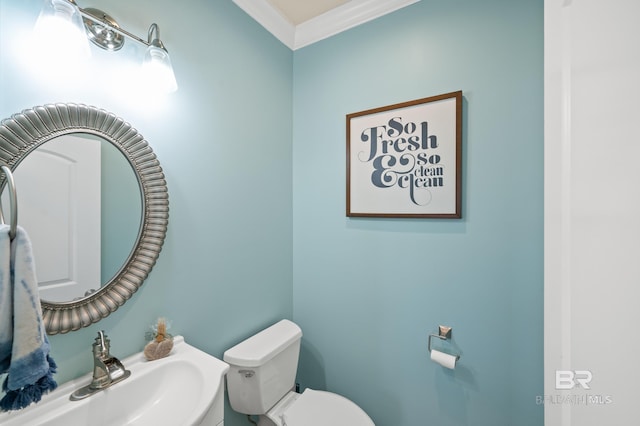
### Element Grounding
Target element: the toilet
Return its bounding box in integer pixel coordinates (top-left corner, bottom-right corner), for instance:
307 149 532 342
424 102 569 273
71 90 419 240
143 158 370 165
223 319 374 426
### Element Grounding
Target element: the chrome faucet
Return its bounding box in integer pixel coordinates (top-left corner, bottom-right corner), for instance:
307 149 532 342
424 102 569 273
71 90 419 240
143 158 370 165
70 330 131 401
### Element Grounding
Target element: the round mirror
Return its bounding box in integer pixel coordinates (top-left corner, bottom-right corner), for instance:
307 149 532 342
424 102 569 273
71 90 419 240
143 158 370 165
0 103 169 334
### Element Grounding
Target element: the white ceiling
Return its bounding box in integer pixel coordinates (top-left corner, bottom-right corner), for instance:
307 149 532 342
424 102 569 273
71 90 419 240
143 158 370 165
233 0 420 50
268 0 351 25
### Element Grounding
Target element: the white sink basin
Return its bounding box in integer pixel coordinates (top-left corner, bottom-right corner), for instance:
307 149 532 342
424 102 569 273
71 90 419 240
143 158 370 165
0 336 229 426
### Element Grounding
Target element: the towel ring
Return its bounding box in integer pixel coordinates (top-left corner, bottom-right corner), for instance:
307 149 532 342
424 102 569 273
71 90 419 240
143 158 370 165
0 164 17 240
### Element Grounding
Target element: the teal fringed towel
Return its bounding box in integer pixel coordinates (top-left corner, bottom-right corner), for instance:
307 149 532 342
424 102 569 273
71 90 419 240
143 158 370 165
0 225 57 411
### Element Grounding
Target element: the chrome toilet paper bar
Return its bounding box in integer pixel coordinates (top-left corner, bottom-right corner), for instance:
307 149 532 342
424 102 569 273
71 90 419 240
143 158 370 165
428 325 460 360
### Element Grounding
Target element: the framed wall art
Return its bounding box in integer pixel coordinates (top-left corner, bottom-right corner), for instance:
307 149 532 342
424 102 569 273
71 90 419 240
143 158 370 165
346 91 462 218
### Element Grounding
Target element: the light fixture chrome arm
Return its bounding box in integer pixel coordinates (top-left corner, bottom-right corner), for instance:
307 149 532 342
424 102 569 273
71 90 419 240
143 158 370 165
78 8 152 49
62 0 165 50
82 12 148 48
147 23 163 48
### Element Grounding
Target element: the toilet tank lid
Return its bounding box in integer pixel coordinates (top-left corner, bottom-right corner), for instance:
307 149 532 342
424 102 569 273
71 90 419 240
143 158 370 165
223 319 302 367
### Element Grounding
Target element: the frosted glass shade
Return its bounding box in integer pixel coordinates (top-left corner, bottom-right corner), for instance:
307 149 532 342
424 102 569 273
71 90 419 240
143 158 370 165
142 45 178 94
32 0 91 63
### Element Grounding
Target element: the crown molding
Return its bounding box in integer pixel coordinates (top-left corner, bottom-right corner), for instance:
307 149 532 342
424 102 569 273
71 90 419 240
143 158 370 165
233 0 296 49
294 0 419 49
233 0 420 51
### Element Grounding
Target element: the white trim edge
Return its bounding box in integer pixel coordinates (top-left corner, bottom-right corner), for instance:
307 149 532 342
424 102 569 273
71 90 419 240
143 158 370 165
233 0 421 51
233 0 296 49
295 0 420 50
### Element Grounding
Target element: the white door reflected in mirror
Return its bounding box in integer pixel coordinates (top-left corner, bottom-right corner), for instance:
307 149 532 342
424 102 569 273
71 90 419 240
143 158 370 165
1 133 142 303
9 135 101 302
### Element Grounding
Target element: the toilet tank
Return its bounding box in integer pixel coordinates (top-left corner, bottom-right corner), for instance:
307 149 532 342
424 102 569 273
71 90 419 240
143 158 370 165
223 319 303 415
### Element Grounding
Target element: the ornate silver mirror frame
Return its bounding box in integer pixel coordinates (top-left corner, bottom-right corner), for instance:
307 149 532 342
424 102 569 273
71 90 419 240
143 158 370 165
0 103 169 334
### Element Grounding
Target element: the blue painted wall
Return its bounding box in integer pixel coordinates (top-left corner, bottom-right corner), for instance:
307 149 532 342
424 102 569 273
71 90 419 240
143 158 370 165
1 0 542 425
292 1 543 425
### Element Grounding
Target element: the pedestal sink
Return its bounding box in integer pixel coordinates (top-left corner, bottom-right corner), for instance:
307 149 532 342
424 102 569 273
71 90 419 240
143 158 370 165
0 336 229 426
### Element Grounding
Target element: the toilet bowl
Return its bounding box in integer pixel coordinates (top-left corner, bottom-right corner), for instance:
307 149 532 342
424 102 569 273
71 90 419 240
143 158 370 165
223 319 374 426
269 388 373 426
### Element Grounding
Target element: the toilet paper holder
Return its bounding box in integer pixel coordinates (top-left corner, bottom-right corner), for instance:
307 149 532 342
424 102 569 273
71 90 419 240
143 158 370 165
428 325 460 360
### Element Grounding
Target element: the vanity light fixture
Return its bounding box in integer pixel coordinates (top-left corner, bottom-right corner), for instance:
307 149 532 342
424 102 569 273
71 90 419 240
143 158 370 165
35 0 178 93
32 0 91 62
141 24 178 94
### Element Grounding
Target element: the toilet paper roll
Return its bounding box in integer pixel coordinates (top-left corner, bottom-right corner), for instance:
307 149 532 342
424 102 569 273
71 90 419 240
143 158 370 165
431 349 457 369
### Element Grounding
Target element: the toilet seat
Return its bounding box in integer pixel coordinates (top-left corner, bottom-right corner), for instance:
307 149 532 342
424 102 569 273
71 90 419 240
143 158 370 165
280 389 374 426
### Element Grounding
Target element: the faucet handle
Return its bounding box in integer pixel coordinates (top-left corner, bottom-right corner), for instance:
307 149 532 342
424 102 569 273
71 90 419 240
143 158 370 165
94 330 110 356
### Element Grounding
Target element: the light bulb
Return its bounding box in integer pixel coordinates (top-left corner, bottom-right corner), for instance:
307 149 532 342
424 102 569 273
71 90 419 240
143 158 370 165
31 0 91 64
142 44 178 94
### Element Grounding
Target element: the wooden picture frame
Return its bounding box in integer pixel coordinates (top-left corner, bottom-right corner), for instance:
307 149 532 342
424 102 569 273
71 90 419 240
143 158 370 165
347 91 462 218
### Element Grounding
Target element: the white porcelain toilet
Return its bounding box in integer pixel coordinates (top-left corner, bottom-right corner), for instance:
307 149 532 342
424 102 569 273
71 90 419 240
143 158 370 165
223 319 374 426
